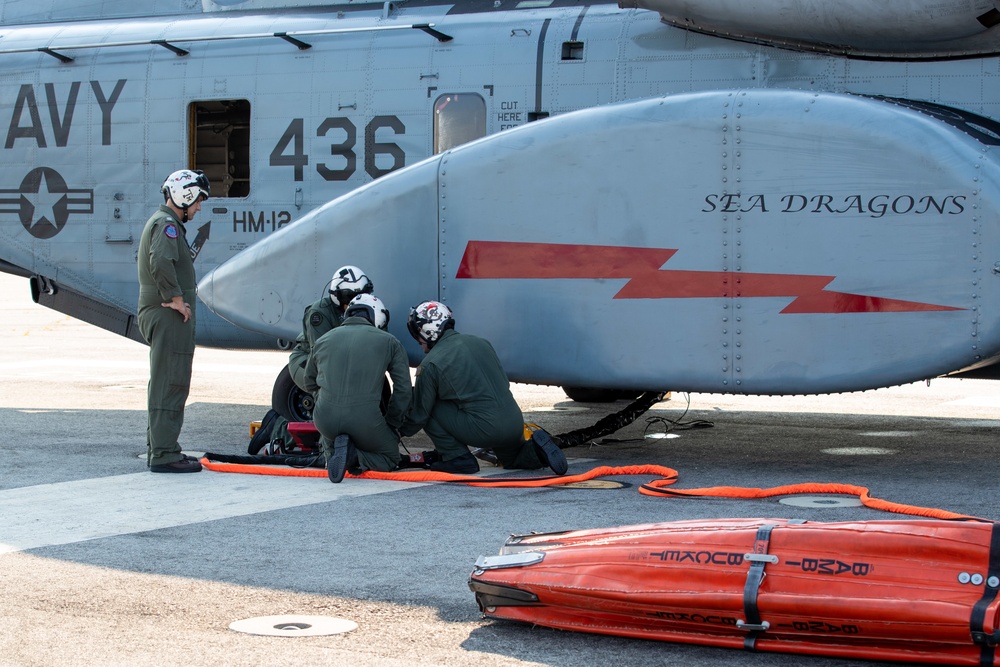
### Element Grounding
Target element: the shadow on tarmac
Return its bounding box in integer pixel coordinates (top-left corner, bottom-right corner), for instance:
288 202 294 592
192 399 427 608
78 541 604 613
3 396 996 667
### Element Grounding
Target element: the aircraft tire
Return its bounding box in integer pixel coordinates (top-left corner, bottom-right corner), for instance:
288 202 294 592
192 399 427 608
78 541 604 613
271 365 392 422
562 386 642 403
271 364 315 422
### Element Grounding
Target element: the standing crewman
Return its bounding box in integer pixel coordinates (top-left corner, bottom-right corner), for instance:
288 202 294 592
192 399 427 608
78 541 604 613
287 265 374 392
303 294 412 483
137 169 210 473
400 301 568 475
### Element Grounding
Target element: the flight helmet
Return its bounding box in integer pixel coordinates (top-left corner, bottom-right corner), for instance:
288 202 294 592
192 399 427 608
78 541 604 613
329 265 374 306
345 294 389 330
407 301 455 349
161 169 210 212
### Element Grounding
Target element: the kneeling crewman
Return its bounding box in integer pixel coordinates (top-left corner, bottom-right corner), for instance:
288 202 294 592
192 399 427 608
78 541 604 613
288 265 374 392
303 294 412 483
399 301 567 475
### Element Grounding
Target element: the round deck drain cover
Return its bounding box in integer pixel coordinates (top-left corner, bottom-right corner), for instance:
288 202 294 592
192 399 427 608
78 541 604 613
778 496 863 508
560 480 628 489
229 615 358 637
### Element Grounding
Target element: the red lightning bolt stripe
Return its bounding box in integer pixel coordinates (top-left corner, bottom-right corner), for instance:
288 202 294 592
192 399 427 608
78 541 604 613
455 241 963 314
455 240 677 278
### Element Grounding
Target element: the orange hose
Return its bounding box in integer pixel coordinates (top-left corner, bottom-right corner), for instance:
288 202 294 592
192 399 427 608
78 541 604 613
640 479 985 521
199 457 985 521
200 458 678 487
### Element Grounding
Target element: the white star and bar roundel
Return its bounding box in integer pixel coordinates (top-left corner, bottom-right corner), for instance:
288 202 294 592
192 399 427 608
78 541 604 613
0 167 94 240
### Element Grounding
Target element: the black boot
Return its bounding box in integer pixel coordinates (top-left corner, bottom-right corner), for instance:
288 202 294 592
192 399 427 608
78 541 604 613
429 452 480 474
531 429 568 475
326 434 355 483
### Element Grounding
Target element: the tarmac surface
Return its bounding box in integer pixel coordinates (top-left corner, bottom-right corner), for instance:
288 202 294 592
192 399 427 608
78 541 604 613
1 271 999 667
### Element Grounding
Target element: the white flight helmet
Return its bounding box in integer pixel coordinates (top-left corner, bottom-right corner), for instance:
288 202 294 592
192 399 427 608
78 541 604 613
161 169 210 212
345 294 389 330
329 265 374 306
407 301 455 349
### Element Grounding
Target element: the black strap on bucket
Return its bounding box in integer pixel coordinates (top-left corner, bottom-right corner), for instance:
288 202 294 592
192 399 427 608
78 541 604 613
739 523 777 650
970 522 1000 666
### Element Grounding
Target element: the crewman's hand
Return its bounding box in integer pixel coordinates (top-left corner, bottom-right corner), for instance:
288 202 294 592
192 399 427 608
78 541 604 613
162 296 192 323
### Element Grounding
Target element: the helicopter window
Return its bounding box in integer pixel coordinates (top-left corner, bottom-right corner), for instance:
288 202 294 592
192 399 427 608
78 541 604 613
433 93 486 153
561 41 584 61
189 99 251 198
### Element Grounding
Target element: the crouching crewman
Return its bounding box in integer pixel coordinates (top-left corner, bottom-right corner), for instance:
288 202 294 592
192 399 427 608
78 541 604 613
399 301 567 476
303 294 412 483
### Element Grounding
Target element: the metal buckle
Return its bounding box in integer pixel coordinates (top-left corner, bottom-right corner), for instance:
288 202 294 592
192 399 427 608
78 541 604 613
743 553 779 564
736 620 771 632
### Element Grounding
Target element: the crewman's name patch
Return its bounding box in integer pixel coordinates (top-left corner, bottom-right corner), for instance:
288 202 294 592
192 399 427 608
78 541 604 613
164 224 179 239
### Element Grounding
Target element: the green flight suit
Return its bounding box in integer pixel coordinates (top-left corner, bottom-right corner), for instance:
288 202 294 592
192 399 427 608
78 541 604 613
303 317 412 472
400 329 543 469
288 296 343 391
137 205 196 466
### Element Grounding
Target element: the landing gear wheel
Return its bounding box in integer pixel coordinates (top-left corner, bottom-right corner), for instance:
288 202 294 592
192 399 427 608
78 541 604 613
271 364 315 422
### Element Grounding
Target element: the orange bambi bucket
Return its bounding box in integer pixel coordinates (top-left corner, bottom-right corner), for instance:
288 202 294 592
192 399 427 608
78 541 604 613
470 518 1000 665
